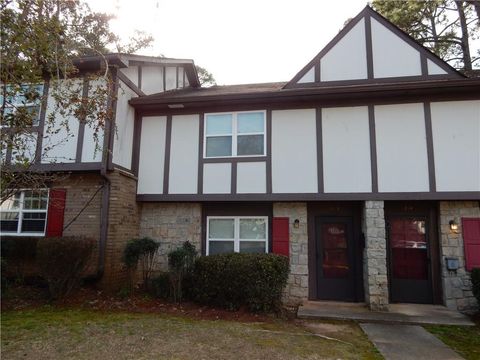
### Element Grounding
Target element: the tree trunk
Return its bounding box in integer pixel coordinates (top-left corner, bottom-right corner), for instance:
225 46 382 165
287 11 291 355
455 0 473 71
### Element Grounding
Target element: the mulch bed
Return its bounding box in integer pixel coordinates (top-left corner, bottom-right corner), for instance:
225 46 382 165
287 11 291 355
1 284 291 323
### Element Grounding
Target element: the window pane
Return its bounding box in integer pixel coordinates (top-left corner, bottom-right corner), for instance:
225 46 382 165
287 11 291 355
206 114 232 135
239 219 266 239
206 136 232 157
1 193 21 210
21 212 46 233
0 212 19 232
23 190 48 210
209 241 234 255
237 112 264 133
237 135 264 156
209 219 234 239
240 241 266 253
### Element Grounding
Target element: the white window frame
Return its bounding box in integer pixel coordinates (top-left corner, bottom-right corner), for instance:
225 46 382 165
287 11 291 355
203 110 267 159
206 216 268 255
0 189 49 236
1 84 44 128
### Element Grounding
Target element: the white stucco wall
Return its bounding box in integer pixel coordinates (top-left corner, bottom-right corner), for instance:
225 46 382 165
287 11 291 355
203 163 231 194
141 65 164 94
137 116 166 194
375 103 429 192
236 162 267 193
169 114 199 194
272 109 318 193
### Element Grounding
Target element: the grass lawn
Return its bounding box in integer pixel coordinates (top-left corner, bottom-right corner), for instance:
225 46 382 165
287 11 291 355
425 321 480 360
1 308 381 360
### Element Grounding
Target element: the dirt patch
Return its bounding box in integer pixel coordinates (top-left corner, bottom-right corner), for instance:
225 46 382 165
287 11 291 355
302 321 351 335
1 285 275 323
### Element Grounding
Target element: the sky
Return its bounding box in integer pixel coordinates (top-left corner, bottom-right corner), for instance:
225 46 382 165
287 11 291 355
86 0 369 85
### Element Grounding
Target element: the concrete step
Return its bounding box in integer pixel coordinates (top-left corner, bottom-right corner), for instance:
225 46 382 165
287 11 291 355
297 301 474 326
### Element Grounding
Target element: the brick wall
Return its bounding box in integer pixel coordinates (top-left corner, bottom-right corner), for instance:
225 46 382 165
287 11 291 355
273 202 308 305
101 169 140 291
439 201 480 312
53 173 104 275
139 203 202 272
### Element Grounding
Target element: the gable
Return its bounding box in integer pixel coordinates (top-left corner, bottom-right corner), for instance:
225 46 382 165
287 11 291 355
285 6 461 88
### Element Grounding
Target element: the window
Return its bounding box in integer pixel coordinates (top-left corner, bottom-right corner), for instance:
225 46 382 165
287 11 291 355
206 216 268 255
0 190 49 236
1 84 44 128
204 111 266 158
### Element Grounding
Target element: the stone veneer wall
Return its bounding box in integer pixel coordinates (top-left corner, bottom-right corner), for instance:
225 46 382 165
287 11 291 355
139 203 202 271
362 200 389 311
439 201 480 312
101 169 140 290
273 203 308 305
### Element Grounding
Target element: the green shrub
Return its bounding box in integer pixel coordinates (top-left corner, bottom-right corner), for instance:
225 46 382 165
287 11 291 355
167 241 197 302
123 237 160 291
472 268 480 306
36 237 95 299
191 253 289 312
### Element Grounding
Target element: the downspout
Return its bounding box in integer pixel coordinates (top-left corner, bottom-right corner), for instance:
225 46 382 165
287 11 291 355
96 65 119 280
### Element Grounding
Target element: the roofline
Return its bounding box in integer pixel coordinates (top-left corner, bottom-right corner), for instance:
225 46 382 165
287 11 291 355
129 78 480 111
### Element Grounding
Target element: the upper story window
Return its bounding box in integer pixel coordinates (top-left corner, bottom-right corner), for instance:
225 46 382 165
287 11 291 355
206 216 268 255
204 111 266 158
1 84 44 128
0 190 49 236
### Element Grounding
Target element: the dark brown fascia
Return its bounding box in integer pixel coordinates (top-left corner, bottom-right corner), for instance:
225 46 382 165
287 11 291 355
129 78 480 111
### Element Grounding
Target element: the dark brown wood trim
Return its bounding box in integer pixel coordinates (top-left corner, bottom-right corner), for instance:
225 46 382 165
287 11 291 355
424 102 437 192
163 115 172 194
138 65 142 90
368 105 378 193
266 109 272 194
315 62 320 83
29 162 102 172
131 112 142 176
34 80 50 165
421 54 428 79
197 113 204 194
162 66 166 92
131 78 480 109
176 66 179 89
316 107 324 193
231 161 237 194
117 71 146 96
75 78 89 163
365 14 374 80
136 191 480 202
202 156 268 164
104 67 119 172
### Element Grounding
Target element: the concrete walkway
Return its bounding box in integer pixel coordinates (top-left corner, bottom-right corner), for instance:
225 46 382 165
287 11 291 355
298 301 474 326
360 323 463 360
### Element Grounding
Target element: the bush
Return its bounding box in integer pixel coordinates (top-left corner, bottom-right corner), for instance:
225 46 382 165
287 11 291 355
36 237 95 299
191 253 289 312
472 268 480 306
168 241 197 302
150 272 171 299
1 237 39 280
123 237 160 291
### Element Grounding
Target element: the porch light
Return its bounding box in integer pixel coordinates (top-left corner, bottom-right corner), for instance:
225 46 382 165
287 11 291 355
293 219 300 229
449 219 459 231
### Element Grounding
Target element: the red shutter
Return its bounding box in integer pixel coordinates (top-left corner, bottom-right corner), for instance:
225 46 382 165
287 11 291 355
462 217 480 271
272 217 289 257
46 189 67 237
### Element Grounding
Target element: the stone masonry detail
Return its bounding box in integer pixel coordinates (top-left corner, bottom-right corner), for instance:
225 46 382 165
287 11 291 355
273 202 308 305
439 201 480 313
140 203 202 272
362 200 389 311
